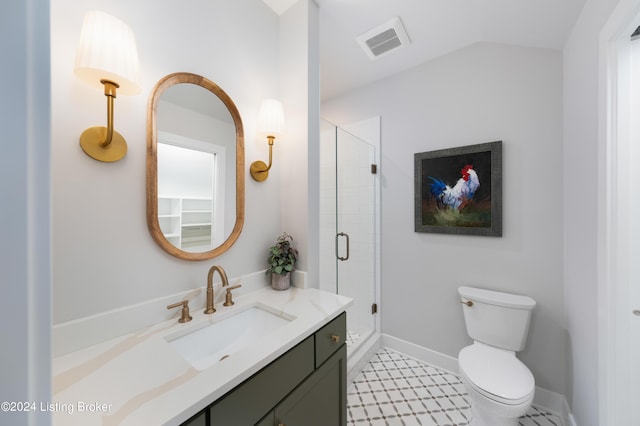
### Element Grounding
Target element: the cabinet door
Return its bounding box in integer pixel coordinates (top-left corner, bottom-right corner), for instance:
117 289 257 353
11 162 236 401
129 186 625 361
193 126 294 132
274 344 347 426
210 337 314 425
256 411 274 426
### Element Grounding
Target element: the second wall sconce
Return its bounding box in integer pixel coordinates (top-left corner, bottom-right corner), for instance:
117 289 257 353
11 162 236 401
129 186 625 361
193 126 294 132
74 10 141 162
250 99 285 182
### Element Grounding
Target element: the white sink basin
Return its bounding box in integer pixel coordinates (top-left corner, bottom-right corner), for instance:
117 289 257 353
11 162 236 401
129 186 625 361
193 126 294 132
164 304 293 370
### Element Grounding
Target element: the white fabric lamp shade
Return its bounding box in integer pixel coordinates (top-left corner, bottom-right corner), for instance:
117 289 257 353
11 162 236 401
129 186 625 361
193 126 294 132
257 99 285 138
74 11 141 95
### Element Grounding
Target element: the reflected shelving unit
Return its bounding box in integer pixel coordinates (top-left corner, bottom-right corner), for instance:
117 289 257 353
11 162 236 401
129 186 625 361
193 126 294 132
158 196 213 251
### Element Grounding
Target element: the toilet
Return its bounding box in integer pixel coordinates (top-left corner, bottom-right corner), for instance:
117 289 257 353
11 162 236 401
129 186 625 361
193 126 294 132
457 286 536 426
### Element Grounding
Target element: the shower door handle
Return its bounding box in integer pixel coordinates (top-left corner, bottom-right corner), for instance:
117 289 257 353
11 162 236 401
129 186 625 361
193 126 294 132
336 232 350 261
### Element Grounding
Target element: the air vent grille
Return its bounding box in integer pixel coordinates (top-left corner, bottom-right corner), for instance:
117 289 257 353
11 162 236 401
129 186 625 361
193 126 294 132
357 17 410 60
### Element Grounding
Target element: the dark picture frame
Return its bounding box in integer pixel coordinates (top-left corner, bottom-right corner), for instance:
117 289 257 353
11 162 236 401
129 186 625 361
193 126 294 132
414 141 502 236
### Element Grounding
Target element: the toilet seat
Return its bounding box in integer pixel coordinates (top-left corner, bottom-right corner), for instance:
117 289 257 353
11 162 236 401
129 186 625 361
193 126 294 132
458 343 535 406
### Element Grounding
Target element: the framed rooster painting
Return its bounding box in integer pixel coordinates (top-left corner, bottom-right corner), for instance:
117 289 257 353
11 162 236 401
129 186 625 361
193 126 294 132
414 141 502 236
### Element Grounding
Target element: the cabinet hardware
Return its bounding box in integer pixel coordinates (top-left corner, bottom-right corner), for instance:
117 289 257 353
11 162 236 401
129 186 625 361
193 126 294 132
331 335 341 343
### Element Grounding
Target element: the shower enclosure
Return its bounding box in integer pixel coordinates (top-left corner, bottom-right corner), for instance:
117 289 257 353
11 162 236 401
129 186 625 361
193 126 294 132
319 119 378 359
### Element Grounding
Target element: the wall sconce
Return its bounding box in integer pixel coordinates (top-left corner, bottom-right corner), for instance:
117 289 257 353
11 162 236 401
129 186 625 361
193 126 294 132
250 99 285 181
74 11 141 162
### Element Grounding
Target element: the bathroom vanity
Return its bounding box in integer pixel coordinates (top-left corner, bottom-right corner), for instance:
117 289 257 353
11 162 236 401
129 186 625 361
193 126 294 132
52 287 352 425
184 313 346 425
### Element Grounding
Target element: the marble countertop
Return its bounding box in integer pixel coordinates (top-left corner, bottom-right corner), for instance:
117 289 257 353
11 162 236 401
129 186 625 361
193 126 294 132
52 287 352 425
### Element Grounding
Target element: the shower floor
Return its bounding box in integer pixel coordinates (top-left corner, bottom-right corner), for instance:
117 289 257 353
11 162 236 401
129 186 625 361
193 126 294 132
347 348 563 426
346 323 375 357
347 330 362 347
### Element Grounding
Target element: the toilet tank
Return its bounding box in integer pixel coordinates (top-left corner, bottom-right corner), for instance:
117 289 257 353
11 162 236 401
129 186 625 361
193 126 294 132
458 286 536 351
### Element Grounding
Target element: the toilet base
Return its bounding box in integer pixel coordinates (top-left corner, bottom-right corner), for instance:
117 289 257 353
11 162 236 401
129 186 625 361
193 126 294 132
460 369 532 426
468 403 521 426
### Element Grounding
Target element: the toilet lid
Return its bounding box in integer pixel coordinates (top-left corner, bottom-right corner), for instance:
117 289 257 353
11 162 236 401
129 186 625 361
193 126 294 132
458 344 535 405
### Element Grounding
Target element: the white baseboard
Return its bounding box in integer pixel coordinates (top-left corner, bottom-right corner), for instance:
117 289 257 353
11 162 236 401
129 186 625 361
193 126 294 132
534 387 576 426
382 333 459 375
566 408 578 426
380 333 575 426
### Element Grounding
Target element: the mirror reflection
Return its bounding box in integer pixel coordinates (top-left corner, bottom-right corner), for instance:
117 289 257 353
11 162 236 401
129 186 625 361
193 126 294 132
147 73 244 261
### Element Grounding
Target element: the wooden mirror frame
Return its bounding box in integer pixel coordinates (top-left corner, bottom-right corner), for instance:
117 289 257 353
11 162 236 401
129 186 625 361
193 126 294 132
146 72 245 261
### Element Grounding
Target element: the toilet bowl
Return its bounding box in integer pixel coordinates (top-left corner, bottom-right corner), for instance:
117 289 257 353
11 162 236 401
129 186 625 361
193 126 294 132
457 286 537 426
458 342 535 426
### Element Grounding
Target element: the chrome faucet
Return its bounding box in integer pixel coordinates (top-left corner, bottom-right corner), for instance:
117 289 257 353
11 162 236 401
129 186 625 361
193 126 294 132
205 265 229 314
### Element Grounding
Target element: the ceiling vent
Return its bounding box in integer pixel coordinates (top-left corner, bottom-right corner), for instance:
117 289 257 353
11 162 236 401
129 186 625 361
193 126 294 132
357 17 411 60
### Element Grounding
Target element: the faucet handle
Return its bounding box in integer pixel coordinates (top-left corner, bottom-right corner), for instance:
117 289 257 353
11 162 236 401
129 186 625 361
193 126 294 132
223 284 242 307
167 300 192 323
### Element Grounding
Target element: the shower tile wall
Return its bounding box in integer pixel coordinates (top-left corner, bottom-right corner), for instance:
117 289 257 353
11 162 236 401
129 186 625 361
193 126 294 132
319 123 338 293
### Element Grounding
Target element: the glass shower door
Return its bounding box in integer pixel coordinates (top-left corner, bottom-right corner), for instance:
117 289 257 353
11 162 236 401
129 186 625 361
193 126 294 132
320 119 376 354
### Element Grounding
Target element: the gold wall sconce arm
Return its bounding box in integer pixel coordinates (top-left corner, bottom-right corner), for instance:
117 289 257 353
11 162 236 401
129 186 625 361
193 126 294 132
250 99 284 182
250 135 275 181
79 80 128 162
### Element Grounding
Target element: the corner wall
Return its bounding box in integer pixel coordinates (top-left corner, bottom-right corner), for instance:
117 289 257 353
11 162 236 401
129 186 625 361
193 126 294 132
2 0 52 424
322 43 566 395
278 0 320 285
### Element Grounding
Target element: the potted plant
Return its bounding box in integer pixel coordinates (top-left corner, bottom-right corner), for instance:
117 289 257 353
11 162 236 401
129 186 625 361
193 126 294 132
267 233 298 290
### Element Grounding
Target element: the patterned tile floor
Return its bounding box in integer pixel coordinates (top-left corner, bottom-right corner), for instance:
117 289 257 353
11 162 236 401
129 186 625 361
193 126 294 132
347 348 563 426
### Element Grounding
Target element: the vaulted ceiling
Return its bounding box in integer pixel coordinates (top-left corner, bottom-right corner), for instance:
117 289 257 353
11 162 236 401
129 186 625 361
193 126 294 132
263 0 586 100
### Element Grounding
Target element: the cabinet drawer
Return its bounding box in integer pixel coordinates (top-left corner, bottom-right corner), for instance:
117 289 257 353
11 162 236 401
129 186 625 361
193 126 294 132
209 336 314 425
314 312 346 368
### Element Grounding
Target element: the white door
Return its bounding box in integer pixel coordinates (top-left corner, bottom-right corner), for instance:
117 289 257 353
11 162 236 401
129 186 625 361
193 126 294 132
629 30 640 425
607 16 640 425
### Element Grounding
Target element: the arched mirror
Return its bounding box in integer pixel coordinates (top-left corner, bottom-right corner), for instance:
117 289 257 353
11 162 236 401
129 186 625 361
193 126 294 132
146 72 244 260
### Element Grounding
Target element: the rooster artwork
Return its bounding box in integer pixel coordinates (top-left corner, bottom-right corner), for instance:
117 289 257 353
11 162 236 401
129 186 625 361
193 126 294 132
428 164 480 212
415 141 502 235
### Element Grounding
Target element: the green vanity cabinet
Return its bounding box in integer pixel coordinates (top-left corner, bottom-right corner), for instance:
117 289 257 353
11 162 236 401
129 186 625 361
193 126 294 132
273 344 347 426
313 311 346 368
181 410 206 426
181 312 347 426
210 336 315 424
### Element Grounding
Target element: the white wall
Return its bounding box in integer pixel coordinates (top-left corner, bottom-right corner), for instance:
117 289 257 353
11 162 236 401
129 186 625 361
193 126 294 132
563 0 622 424
50 0 284 323
1 0 52 424
278 0 320 282
323 43 566 394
